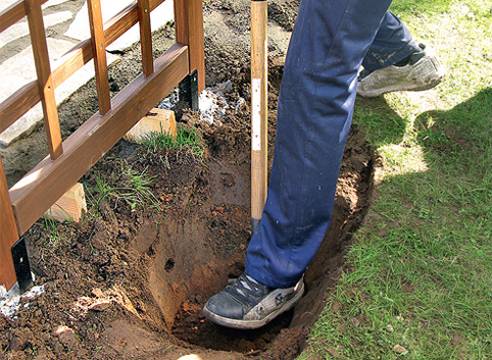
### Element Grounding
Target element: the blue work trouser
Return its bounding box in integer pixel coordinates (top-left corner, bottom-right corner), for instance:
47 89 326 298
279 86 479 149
364 12 420 72
245 1 418 288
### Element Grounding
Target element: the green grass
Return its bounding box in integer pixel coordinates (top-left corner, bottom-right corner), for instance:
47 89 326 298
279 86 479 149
86 167 159 214
141 125 205 158
302 1 492 359
42 218 60 246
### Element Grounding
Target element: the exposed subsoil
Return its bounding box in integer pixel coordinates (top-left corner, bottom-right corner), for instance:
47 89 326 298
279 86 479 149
1 1 375 359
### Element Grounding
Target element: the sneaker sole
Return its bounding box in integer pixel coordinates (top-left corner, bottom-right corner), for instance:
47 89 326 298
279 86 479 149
202 281 305 330
357 75 444 98
357 56 445 98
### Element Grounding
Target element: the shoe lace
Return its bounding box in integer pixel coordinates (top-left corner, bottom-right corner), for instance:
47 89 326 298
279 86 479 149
224 274 269 307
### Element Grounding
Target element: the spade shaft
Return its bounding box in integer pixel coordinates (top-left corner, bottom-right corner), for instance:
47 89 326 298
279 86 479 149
250 0 268 231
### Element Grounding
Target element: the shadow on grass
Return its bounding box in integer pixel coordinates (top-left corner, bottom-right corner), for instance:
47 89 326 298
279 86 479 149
354 96 407 148
357 87 492 165
415 88 492 160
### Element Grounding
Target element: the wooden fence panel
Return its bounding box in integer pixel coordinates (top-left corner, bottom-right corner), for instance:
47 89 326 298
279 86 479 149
0 0 166 132
1 0 206 292
10 45 189 234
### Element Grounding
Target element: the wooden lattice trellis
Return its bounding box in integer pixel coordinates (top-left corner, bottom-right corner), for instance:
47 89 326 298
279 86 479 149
0 0 205 291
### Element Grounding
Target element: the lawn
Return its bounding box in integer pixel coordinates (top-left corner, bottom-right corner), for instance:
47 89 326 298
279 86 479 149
301 0 492 359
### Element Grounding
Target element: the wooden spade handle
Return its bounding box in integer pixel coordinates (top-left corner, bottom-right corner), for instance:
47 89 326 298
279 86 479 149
251 0 268 231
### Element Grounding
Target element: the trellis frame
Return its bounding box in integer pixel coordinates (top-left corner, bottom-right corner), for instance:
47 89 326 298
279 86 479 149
0 0 205 292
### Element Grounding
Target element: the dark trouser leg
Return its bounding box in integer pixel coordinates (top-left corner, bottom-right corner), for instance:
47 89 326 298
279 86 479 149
363 12 421 73
245 0 393 288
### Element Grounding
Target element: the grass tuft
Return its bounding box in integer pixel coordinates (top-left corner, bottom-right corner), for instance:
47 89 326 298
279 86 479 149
141 126 205 158
42 218 60 247
86 167 160 215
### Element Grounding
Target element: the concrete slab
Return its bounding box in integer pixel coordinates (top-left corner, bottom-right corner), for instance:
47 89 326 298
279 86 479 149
0 38 119 146
0 0 20 12
124 108 177 143
0 0 70 13
65 0 175 51
45 182 87 223
0 11 73 46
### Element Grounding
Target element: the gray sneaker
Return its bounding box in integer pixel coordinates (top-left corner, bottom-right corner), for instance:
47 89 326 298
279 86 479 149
357 51 445 98
203 273 304 330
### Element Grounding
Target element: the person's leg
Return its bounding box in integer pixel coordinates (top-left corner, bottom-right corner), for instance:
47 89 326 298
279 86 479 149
363 12 421 73
358 12 445 97
204 0 392 329
245 0 392 289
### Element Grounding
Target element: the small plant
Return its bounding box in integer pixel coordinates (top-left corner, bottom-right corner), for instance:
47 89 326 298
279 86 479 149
42 218 60 246
94 175 114 207
85 175 113 219
142 126 205 158
119 168 160 211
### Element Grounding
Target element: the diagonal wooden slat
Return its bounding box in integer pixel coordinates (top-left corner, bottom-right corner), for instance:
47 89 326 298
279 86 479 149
0 0 49 33
0 81 40 134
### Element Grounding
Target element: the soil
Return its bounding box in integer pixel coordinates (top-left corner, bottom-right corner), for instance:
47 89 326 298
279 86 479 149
1 1 374 359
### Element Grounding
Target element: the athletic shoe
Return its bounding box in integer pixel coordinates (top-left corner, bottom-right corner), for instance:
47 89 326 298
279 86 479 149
357 46 445 98
202 273 304 330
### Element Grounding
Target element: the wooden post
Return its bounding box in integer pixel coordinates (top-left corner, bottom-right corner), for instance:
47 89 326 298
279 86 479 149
0 160 18 291
138 0 154 76
25 0 63 160
174 0 205 91
88 0 111 115
250 0 268 230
